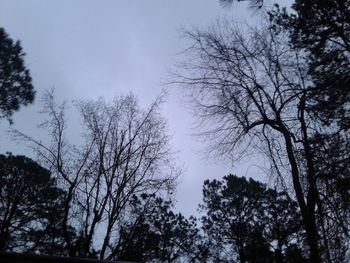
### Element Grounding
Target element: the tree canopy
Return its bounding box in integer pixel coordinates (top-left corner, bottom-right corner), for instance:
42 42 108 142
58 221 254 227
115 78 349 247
10 91 179 259
201 175 305 263
0 27 35 123
0 154 69 254
1 1 349 262
176 4 350 260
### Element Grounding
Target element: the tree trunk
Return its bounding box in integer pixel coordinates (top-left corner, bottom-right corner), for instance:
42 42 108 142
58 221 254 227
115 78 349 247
282 132 321 263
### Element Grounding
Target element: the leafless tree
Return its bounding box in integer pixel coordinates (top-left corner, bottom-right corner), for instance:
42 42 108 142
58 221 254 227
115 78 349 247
174 20 346 262
11 91 178 259
219 0 265 9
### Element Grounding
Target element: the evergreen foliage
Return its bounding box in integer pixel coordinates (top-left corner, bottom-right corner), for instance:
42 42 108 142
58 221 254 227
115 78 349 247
0 28 35 123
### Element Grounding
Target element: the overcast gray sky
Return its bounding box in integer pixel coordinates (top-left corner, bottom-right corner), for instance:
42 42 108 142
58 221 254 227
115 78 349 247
0 0 288 216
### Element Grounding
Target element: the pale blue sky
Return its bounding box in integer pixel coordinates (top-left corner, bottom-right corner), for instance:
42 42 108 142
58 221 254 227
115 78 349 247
0 0 288 216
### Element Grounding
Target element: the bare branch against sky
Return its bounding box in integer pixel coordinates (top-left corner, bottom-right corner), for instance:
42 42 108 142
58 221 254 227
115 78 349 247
0 0 290 217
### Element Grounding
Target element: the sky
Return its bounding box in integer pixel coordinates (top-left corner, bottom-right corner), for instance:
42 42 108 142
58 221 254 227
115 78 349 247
0 0 288 216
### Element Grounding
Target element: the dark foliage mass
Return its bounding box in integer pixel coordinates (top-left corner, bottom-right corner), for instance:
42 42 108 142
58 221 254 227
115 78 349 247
269 0 350 130
0 154 305 262
201 175 306 263
0 154 70 254
111 175 307 263
269 1 350 261
0 27 35 123
116 194 201 262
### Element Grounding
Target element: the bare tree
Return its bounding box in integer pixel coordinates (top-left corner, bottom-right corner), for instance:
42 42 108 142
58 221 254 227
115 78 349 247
219 0 265 9
11 91 178 259
174 20 339 262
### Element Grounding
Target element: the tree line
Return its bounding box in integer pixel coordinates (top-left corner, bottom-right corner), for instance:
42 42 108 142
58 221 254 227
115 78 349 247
0 152 308 262
1 0 350 262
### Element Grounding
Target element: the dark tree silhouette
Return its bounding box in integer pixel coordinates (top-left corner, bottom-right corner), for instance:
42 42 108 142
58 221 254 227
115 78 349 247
11 91 178 259
0 154 70 254
113 177 306 263
0 27 35 123
269 2 350 261
114 194 203 263
201 175 305 263
218 0 350 261
219 0 265 9
175 19 331 261
269 1 350 130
